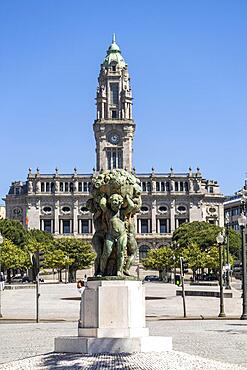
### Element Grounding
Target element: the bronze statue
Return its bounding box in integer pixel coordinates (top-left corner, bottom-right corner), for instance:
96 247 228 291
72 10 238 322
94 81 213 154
87 169 142 277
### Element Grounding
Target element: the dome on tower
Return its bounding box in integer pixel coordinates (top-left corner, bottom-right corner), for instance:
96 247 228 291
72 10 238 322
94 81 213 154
103 34 126 68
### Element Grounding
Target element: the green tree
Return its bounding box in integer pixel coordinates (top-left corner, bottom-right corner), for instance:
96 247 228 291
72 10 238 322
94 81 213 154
142 246 177 279
0 219 28 247
0 239 30 274
172 221 221 251
27 229 54 244
54 238 96 282
181 243 207 279
45 249 74 282
228 228 241 259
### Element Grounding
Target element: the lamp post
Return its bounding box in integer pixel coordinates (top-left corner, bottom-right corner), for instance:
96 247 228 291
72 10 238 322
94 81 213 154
238 213 247 320
225 214 231 290
0 232 4 318
216 232 226 318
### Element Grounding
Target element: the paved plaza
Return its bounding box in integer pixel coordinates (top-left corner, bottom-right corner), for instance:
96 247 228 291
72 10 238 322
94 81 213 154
0 281 247 369
0 280 244 320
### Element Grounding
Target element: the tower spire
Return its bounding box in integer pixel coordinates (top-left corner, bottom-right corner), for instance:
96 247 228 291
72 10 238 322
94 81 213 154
94 37 135 172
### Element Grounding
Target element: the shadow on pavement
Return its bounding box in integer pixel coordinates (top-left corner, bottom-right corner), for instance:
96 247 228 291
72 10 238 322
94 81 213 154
42 353 133 369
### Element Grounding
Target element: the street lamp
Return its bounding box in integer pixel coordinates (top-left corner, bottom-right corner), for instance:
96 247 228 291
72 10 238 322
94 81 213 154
216 232 226 318
225 214 231 290
0 232 4 318
238 212 247 320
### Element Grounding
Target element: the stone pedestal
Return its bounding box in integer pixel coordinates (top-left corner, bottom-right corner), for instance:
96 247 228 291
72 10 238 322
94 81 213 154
55 280 172 354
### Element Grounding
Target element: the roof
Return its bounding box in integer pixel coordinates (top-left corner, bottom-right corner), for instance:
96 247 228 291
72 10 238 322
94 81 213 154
103 34 126 68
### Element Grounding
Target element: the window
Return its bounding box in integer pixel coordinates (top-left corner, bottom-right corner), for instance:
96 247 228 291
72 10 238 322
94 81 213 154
147 182 151 192
110 83 119 105
166 182 170 191
117 150 123 169
208 186 214 193
112 65 116 72
159 206 167 213
62 206 70 214
65 182 69 192
81 220 90 234
46 182 50 192
107 150 111 170
161 182 165 192
15 187 21 195
83 182 89 192
60 182 64 192
43 220 52 233
43 206 52 214
78 182 82 192
142 182 147 192
232 208 240 216
70 182 74 192
175 182 179 191
41 183 45 192
62 220 71 234
51 182 55 193
140 206 149 213
159 219 168 234
107 149 123 169
81 206 89 213
139 245 150 260
140 219 149 234
112 110 117 119
177 205 186 213
185 182 189 192
180 182 184 192
156 182 160 191
177 218 187 227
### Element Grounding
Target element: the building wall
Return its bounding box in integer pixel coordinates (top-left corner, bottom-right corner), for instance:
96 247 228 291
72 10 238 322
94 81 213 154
5 168 224 262
0 206 5 219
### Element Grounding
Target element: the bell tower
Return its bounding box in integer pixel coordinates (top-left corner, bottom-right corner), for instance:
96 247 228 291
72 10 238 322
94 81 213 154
93 35 135 172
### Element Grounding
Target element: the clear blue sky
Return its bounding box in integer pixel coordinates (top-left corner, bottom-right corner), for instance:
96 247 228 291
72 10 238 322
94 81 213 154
0 0 246 203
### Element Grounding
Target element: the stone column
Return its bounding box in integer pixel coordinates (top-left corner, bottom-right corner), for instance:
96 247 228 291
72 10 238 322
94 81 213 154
151 199 156 233
54 200 59 235
73 200 78 235
170 201 175 232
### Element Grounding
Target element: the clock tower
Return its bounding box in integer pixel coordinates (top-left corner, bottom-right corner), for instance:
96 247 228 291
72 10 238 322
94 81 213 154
93 35 135 172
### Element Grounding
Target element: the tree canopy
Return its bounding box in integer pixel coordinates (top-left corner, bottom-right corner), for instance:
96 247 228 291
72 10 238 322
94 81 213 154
172 221 221 250
0 219 28 247
0 239 30 270
172 221 240 258
142 246 175 271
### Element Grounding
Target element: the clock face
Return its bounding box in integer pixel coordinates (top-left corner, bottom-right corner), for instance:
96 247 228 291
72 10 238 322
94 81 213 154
109 133 120 144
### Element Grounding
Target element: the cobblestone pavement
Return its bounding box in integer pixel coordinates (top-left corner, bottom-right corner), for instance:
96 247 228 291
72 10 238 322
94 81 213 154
0 320 247 368
1 281 246 368
0 351 245 370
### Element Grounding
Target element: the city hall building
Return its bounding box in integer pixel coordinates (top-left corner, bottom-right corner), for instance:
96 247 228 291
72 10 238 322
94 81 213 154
4 36 225 260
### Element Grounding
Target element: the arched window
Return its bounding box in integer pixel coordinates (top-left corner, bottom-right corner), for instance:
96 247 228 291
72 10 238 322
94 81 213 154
139 245 150 260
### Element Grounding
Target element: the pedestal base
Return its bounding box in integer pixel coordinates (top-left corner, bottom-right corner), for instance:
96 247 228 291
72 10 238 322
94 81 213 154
54 280 172 354
55 336 172 354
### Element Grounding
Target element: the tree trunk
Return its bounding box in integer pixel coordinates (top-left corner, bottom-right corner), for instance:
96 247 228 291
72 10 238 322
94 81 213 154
7 269 11 284
69 268 76 283
58 269 62 283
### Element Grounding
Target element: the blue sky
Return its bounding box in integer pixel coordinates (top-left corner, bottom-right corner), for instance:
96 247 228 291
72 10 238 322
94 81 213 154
0 0 246 203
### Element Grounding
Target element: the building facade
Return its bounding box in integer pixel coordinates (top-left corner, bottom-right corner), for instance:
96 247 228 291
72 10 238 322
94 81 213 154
224 180 247 236
0 205 5 220
4 36 225 260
